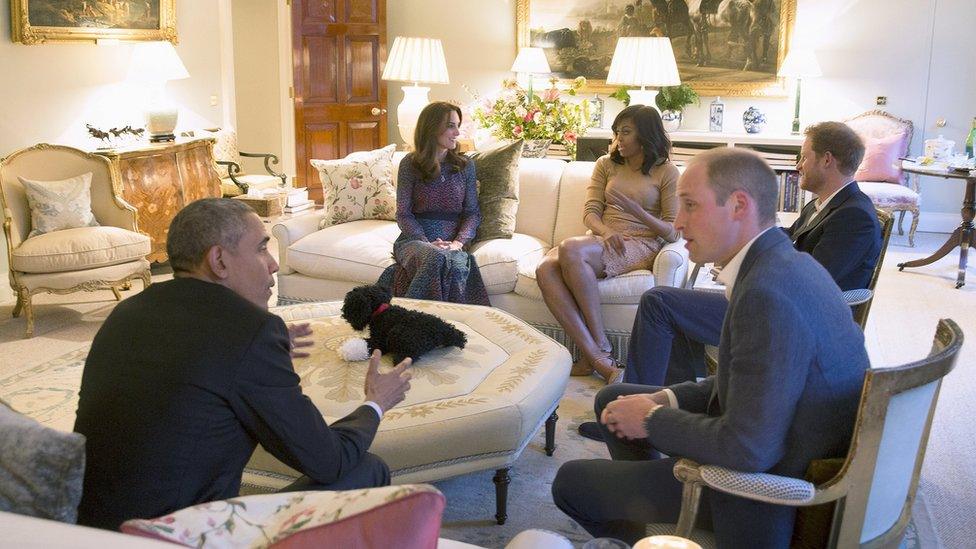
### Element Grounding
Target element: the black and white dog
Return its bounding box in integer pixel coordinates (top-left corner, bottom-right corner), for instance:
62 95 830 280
340 284 467 364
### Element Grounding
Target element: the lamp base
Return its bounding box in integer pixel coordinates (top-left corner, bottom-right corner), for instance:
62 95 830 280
146 106 179 143
627 88 660 110
149 133 177 143
397 85 431 145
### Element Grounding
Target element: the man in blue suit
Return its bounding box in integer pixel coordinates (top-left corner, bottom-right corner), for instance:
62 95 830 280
617 121 880 390
552 148 869 547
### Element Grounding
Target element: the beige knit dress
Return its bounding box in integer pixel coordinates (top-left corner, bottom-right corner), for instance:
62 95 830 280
585 155 679 277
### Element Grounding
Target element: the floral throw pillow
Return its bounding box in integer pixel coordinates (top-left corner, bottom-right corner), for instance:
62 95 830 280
19 172 100 238
311 144 397 229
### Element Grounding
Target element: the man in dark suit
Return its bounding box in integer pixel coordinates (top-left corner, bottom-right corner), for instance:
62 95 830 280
74 198 412 531
617 121 880 389
552 148 869 547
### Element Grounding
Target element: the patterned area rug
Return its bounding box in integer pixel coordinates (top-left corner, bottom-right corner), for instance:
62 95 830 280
1 346 924 549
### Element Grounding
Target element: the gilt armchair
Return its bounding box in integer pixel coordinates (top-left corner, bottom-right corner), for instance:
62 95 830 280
207 128 287 196
0 144 151 337
658 318 962 548
845 110 919 246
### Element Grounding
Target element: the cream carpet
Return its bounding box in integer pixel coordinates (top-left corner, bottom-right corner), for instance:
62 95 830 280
0 229 969 547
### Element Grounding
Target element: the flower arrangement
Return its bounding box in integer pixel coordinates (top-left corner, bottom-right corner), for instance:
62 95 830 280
472 76 592 157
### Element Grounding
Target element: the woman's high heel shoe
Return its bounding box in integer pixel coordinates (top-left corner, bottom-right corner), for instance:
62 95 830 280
592 354 624 385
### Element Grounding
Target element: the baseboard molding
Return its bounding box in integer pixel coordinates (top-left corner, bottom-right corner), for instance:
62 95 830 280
916 212 958 234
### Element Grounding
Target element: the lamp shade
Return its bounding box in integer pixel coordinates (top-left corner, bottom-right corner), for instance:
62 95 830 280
511 47 551 74
777 48 822 78
381 37 450 84
606 37 680 87
127 41 190 83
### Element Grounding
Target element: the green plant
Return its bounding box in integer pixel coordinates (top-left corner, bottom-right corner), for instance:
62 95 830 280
472 77 592 157
655 84 699 112
610 86 632 106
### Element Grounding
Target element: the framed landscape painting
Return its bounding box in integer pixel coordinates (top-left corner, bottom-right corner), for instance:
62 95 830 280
516 0 796 97
11 0 177 44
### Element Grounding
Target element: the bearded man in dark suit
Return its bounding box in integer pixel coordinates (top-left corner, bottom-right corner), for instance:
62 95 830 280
74 198 412 530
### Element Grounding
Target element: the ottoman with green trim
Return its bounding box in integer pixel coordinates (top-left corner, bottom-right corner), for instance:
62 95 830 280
243 299 571 524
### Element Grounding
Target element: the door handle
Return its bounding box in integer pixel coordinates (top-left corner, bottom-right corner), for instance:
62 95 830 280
371 107 388 116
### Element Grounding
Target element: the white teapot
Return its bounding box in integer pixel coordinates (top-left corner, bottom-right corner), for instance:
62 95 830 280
924 134 955 162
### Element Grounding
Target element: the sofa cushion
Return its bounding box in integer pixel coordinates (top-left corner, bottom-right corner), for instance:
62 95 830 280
11 226 151 274
854 132 907 184
467 140 522 242
471 233 547 295
122 484 445 548
515 261 655 305
20 172 100 238
0 400 86 523
288 220 399 283
513 158 566 244
311 144 397 229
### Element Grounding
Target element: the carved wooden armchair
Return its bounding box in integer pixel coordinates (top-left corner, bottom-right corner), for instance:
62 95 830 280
0 144 151 337
845 110 919 246
206 128 287 197
656 318 962 548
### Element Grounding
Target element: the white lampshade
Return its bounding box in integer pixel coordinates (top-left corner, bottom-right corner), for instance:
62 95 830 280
778 48 822 78
606 37 681 88
511 47 551 74
127 41 190 83
381 37 450 85
382 37 449 145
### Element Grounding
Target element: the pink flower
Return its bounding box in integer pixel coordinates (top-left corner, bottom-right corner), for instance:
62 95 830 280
513 125 523 136
523 109 536 123
563 131 577 142
350 176 363 189
543 88 560 102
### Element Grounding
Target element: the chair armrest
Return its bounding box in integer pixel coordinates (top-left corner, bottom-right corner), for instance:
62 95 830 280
698 464 815 505
271 213 326 274
652 239 690 288
216 160 248 193
842 288 873 306
240 151 288 186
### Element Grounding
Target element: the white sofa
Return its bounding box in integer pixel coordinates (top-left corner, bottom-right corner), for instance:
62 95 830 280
272 153 689 363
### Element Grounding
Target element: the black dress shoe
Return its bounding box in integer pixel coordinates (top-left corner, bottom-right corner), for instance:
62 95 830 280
577 421 604 442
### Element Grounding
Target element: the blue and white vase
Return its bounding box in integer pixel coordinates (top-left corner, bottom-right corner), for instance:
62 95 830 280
742 106 766 134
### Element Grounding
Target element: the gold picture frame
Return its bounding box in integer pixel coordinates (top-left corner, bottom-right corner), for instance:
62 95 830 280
516 0 796 97
11 0 177 45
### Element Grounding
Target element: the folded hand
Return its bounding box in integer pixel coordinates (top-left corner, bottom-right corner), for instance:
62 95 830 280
287 322 314 359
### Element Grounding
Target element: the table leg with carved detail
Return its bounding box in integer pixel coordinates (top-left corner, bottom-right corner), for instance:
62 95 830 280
898 175 976 288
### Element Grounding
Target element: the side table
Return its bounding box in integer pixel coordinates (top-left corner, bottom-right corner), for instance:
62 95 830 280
896 162 976 288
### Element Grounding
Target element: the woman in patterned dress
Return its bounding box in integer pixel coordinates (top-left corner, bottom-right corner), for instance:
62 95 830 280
378 102 489 305
536 105 679 383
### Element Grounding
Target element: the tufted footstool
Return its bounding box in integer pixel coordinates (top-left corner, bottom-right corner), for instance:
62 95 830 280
242 299 571 524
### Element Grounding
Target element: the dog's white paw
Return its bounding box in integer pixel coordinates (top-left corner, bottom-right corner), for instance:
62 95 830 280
337 337 370 362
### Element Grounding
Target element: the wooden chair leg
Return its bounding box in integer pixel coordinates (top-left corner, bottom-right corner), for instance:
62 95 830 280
909 207 920 247
897 210 906 236
141 270 152 290
12 290 24 318
21 290 35 338
111 286 122 301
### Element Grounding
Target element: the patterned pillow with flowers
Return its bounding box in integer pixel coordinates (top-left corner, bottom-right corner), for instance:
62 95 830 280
120 484 445 548
311 144 397 229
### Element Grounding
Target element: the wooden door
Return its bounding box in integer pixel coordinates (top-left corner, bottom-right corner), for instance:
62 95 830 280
292 0 388 203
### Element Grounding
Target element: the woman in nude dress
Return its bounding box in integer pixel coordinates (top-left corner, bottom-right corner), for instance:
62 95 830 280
536 105 678 383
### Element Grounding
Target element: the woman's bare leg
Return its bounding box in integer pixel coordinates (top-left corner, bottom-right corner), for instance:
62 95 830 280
536 248 602 364
558 237 616 376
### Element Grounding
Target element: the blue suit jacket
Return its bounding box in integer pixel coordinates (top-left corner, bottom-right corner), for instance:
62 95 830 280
646 229 869 547
786 182 881 291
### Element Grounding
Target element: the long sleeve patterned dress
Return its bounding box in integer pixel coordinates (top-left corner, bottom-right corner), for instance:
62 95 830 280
377 154 490 305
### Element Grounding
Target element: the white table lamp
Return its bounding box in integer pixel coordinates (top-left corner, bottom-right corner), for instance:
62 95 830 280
511 47 551 101
127 41 190 143
606 37 680 110
381 36 450 145
778 48 822 134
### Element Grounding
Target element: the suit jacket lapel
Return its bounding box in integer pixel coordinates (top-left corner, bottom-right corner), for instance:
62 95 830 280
791 182 858 242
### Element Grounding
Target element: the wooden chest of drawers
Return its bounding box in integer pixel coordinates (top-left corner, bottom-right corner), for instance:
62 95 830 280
96 139 221 263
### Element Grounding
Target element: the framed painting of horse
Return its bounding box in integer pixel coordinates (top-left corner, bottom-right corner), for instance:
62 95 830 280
516 0 796 97
10 0 177 44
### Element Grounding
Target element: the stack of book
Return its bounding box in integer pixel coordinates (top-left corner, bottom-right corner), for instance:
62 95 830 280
283 187 314 213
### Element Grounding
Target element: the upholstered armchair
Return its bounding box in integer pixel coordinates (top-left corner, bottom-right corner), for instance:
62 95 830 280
0 144 151 337
845 110 919 246
207 128 287 197
651 318 962 549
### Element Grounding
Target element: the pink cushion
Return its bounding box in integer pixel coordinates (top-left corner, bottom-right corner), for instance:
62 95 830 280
854 132 907 184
